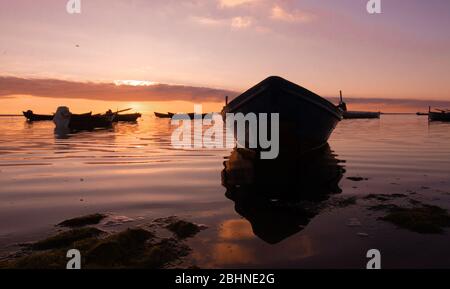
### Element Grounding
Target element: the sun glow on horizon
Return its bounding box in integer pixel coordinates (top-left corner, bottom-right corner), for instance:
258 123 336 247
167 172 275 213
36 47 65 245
114 80 159 86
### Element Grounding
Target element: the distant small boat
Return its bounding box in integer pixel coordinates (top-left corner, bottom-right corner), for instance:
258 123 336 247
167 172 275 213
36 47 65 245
102 109 142 122
186 113 210 119
23 110 92 121
337 91 380 119
54 107 113 132
155 112 212 119
416 112 429 116
342 111 381 119
154 112 173 118
428 107 450 122
222 76 342 154
23 110 54 121
114 113 141 122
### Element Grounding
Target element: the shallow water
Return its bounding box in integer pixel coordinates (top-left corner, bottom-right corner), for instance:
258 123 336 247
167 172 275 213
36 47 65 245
0 115 449 268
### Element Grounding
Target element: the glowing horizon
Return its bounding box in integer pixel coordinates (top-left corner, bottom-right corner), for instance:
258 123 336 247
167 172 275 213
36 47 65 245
1 0 449 112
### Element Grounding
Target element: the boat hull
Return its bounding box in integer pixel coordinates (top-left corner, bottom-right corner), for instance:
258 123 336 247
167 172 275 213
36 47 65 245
114 113 142 122
343 111 380 119
429 112 450 122
222 76 342 155
154 112 172 118
23 111 54 121
68 114 113 131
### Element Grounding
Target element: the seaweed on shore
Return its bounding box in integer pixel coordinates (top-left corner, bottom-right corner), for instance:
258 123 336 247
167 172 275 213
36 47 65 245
368 204 400 212
166 220 202 239
0 215 204 269
330 196 357 208
153 216 206 239
31 227 104 250
58 214 107 228
380 204 450 234
364 193 407 202
85 228 153 266
362 192 450 234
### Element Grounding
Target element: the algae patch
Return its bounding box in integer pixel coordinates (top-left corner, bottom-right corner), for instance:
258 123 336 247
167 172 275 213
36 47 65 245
153 216 206 239
166 220 202 239
364 193 407 202
58 214 107 228
31 227 104 250
0 215 205 269
380 204 450 234
330 196 357 208
85 228 153 266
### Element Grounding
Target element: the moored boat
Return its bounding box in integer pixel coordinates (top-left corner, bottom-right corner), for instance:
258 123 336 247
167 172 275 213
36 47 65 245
428 107 450 122
24 110 92 121
102 109 142 122
114 113 141 122
337 91 380 119
342 111 381 119
155 112 211 119
154 112 173 118
23 110 54 121
221 76 342 155
54 107 114 132
186 112 210 119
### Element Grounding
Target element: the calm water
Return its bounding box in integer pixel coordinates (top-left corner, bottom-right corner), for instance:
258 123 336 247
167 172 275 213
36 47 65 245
0 115 449 268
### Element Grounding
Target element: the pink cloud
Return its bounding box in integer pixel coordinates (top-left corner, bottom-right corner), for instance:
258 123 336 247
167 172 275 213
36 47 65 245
219 0 261 8
270 4 315 23
231 16 252 28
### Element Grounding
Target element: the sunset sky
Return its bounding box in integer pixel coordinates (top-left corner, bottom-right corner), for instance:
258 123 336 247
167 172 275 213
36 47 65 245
1 0 450 113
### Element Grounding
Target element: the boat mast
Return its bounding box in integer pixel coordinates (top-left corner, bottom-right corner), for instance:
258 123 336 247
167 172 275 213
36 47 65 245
338 90 347 112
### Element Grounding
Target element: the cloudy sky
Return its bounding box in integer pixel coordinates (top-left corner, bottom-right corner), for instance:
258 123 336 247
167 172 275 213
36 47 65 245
0 0 449 112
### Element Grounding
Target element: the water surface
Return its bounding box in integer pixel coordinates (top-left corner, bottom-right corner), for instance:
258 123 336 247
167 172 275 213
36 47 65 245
0 115 449 268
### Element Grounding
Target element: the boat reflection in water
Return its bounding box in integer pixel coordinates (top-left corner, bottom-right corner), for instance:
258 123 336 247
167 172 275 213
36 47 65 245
221 145 345 244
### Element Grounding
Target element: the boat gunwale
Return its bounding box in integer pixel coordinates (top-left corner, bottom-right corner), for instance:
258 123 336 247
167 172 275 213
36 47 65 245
223 76 342 120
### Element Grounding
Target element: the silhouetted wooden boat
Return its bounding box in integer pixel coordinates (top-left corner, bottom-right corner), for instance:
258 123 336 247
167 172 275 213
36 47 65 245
23 110 54 121
416 112 429 116
155 112 211 119
429 107 450 122
186 113 209 119
114 113 141 122
222 76 342 154
96 109 141 122
23 110 92 121
342 111 381 119
69 114 114 131
54 107 113 132
154 112 173 118
337 91 380 119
